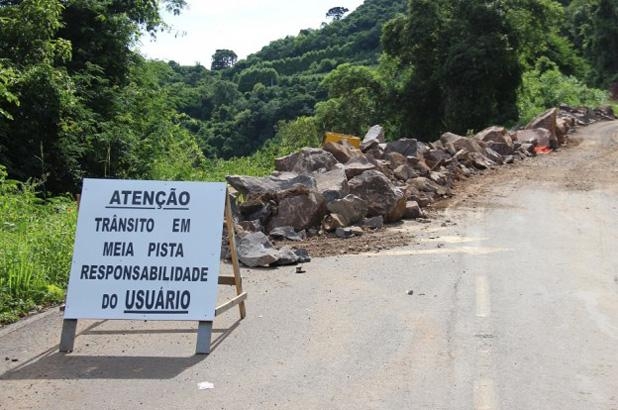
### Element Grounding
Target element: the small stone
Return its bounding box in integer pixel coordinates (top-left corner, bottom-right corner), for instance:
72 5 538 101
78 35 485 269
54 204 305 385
349 226 364 236
407 290 414 295
335 227 353 239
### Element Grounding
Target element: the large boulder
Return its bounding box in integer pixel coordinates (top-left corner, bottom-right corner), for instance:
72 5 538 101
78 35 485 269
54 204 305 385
475 126 513 155
440 132 485 154
526 108 558 141
514 128 556 149
237 232 280 267
361 125 385 151
475 126 509 144
326 194 368 226
227 173 316 197
463 152 496 170
424 149 451 169
407 156 432 176
394 164 419 181
268 192 326 231
555 117 570 145
385 151 407 170
275 148 338 174
386 192 407 222
313 166 349 203
348 170 402 219
344 156 376 179
385 138 418 157
323 140 363 164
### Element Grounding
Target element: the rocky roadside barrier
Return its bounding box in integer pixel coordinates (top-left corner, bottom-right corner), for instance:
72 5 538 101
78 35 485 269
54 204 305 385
226 106 616 268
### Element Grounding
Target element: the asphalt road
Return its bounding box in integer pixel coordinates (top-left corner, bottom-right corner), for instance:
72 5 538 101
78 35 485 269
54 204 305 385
1 121 617 409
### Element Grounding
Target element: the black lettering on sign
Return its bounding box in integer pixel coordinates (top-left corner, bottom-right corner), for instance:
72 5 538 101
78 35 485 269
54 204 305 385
107 189 191 210
147 242 184 257
102 242 134 256
124 289 191 314
95 216 155 232
101 293 118 309
172 218 191 233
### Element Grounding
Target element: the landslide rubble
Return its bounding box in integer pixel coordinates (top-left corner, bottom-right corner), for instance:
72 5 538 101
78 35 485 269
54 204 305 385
226 105 616 267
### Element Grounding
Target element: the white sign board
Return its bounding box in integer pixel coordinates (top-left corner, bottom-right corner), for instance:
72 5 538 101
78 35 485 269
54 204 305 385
64 178 226 321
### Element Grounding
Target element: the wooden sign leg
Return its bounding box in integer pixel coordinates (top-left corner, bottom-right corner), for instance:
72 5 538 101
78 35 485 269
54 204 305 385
225 191 246 319
59 319 78 352
196 321 213 354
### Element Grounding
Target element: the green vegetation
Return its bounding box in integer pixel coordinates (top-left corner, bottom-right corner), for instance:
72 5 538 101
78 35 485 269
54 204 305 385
0 0 616 324
0 166 76 324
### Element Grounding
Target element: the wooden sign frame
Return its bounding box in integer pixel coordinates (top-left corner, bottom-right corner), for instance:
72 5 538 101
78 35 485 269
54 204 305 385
59 187 247 355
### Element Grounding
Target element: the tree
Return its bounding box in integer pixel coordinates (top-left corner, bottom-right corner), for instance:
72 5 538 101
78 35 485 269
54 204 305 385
211 49 238 71
326 6 349 21
315 64 385 135
382 0 522 138
587 0 618 86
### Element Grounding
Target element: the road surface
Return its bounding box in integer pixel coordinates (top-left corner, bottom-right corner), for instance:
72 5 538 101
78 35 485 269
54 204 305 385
1 121 617 409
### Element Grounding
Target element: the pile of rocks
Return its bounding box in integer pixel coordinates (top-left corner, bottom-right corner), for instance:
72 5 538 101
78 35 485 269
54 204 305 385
559 105 615 126
226 106 607 267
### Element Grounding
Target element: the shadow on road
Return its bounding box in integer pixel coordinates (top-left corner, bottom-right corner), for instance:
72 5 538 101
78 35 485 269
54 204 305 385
0 320 240 380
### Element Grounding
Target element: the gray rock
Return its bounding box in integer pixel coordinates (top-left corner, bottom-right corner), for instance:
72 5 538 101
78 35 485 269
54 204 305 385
429 171 449 186
404 201 423 219
475 126 509 143
335 227 354 238
385 151 407 169
424 149 451 169
294 248 311 263
385 138 418 157
323 140 363 164
274 246 300 266
269 226 305 241
386 192 407 222
227 173 316 197
362 142 385 160
268 192 326 231
440 132 485 154
526 107 558 140
463 152 496 170
322 213 346 232
514 128 555 148
349 226 364 236
486 141 513 156
484 147 504 165
326 194 368 226
275 148 339 174
240 220 263 233
344 156 376 179
407 177 444 194
348 170 402 219
314 165 349 203
361 125 385 151
361 216 384 229
237 232 280 267
394 164 419 181
407 156 432 176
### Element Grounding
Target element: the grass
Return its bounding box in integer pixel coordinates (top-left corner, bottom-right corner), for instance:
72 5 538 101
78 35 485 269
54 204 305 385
0 166 76 325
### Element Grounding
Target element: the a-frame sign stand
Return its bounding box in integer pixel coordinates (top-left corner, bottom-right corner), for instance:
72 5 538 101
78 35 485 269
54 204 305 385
196 190 247 354
59 186 247 355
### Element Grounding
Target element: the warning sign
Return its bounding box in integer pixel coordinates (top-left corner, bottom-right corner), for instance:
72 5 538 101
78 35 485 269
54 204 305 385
64 178 226 321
